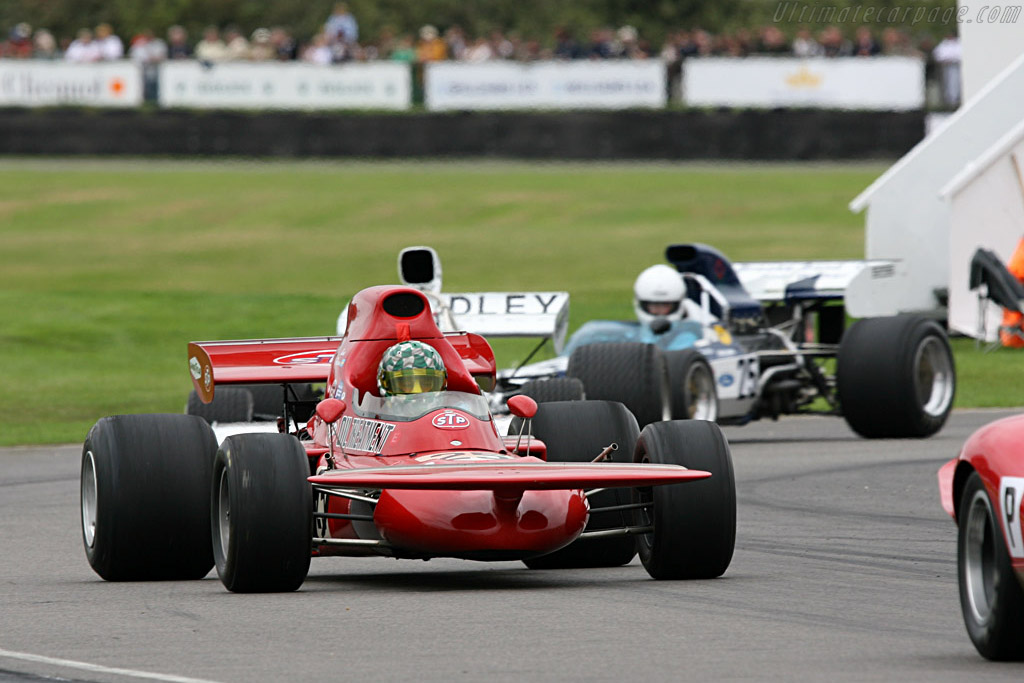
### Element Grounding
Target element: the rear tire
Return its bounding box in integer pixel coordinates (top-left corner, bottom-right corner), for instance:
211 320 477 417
957 472 1024 660
511 401 640 569
212 433 312 593
186 387 254 424
665 349 718 421
518 377 585 403
81 414 217 581
633 420 736 579
837 315 955 438
567 342 670 427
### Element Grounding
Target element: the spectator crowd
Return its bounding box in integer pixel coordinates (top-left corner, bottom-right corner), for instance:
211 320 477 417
0 2 962 107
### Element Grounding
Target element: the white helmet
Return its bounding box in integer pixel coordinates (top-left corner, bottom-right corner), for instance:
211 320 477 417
633 264 685 325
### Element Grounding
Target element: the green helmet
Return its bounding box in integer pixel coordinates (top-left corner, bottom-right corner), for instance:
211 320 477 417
377 341 447 395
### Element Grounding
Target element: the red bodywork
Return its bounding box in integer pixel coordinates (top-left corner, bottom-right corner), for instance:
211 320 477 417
938 414 1024 577
190 285 709 561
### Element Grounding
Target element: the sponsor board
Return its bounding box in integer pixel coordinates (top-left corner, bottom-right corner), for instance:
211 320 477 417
683 56 924 110
426 61 665 110
159 61 411 110
0 61 142 106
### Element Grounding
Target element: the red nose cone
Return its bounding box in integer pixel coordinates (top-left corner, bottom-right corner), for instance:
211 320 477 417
373 488 588 558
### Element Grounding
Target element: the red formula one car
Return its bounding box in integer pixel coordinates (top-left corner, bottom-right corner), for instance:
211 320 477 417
939 416 1024 660
81 285 736 592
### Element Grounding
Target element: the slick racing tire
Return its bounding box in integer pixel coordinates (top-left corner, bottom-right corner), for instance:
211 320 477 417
837 315 955 438
958 472 1024 660
665 349 718 421
518 377 585 403
187 387 255 424
212 433 312 593
81 414 217 581
567 342 670 428
245 383 320 422
511 400 640 569
633 420 736 579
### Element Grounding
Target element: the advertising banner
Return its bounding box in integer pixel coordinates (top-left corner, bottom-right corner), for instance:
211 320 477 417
159 61 411 110
683 57 924 110
0 61 143 107
426 61 666 110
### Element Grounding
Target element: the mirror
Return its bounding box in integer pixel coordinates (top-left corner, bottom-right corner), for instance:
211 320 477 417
315 398 347 424
507 394 538 419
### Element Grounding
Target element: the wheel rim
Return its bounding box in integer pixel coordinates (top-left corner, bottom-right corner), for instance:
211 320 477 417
81 451 98 548
217 468 231 555
914 336 954 417
963 489 997 625
686 363 718 421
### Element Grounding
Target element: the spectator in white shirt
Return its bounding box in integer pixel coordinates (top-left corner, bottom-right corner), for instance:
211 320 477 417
95 23 123 60
65 28 102 62
303 33 333 65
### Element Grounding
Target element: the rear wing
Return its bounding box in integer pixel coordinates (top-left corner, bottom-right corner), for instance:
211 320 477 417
188 337 341 404
438 292 570 353
733 260 899 305
336 291 570 353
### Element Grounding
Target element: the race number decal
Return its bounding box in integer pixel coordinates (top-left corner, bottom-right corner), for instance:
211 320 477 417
1000 477 1024 559
734 355 759 399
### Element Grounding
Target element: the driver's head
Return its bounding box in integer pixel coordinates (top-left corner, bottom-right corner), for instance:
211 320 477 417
377 341 447 395
633 264 685 325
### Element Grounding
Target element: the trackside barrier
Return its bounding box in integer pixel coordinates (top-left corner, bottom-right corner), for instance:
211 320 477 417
0 58 929 111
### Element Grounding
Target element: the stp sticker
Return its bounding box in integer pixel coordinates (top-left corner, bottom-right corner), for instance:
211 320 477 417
431 410 471 430
203 366 212 390
273 350 336 365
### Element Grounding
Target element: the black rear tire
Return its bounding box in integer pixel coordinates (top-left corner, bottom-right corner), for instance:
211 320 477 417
186 387 254 424
957 472 1024 660
81 414 217 581
212 433 312 593
567 342 670 427
633 420 736 579
665 349 718 421
511 400 640 569
837 315 955 438
518 377 585 403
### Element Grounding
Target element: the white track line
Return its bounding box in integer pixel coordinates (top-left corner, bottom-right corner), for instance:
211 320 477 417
0 648 221 683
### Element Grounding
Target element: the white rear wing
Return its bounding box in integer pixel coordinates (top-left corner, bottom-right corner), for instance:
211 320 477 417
733 260 899 308
337 291 570 353
438 292 570 353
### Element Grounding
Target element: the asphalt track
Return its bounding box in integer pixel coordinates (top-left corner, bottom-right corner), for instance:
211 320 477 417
2 411 1024 682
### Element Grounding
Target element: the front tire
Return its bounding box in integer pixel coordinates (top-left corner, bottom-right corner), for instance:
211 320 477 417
81 414 217 581
837 315 955 438
511 400 640 569
186 387 255 424
958 472 1024 660
633 420 736 579
567 342 670 427
212 433 312 593
665 349 718 421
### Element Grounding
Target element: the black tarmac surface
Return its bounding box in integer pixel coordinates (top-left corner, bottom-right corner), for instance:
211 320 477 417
2 411 1023 682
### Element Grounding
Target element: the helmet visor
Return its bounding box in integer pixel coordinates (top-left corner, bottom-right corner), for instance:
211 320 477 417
380 367 446 394
640 300 680 317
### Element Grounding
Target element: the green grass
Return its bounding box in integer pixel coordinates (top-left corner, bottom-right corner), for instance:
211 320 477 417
0 158 1015 446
